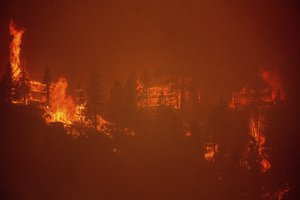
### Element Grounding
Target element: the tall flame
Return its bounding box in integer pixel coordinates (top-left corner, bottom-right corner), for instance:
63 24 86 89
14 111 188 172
48 77 76 124
249 114 271 172
9 21 25 80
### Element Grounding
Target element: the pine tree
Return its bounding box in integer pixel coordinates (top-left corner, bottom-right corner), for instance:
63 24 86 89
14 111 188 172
0 63 15 104
141 70 151 108
85 69 103 129
123 72 137 127
108 79 124 125
42 67 52 106
15 70 30 104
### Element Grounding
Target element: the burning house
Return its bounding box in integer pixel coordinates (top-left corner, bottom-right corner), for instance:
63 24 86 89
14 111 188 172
29 80 46 103
229 71 284 172
137 70 201 111
137 81 180 109
230 76 273 110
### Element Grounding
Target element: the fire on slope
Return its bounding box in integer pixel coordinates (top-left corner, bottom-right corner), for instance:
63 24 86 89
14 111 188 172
45 77 76 124
43 77 110 136
7 21 109 134
9 21 47 105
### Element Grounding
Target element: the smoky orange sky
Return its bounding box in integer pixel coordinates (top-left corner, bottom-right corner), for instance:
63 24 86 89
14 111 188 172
0 0 299 102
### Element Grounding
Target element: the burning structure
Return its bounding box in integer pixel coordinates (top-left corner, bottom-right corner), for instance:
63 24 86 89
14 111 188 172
137 81 181 109
29 80 46 103
229 71 285 172
230 76 273 110
230 69 284 110
7 21 46 104
137 69 201 111
4 21 109 134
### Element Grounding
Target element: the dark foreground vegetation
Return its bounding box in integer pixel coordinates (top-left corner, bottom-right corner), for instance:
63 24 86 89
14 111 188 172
0 101 298 200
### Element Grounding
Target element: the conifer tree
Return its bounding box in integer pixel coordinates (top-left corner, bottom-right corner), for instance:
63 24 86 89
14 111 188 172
15 70 30 104
0 63 15 104
123 72 137 127
109 79 124 125
42 67 52 106
141 70 151 108
85 69 103 129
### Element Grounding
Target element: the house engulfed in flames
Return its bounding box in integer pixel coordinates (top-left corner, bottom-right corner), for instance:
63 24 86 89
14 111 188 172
229 71 284 172
29 80 46 103
137 81 181 109
137 76 201 111
204 70 284 172
230 77 273 110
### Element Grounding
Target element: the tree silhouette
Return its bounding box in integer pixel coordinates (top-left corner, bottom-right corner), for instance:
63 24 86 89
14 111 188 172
15 70 30 104
85 69 103 129
157 89 166 108
140 70 151 108
123 72 137 128
42 67 52 106
108 79 124 126
0 63 15 104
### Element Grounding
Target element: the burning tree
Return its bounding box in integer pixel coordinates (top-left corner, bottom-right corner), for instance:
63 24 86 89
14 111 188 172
9 20 24 80
48 77 75 124
15 70 30 104
0 63 15 104
229 70 286 173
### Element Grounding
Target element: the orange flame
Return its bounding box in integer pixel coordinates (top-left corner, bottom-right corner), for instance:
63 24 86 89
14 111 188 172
204 143 218 161
260 69 285 101
47 77 75 124
137 80 180 109
278 187 289 200
9 21 25 80
249 115 271 172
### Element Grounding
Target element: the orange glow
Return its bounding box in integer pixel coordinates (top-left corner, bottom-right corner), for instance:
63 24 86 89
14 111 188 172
261 159 271 172
230 69 285 109
204 143 218 161
96 115 112 137
278 187 289 200
44 78 111 136
7 22 112 134
29 80 46 102
137 80 180 109
9 20 25 81
184 130 192 137
47 77 75 124
230 70 286 172
249 114 271 172
260 69 285 100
